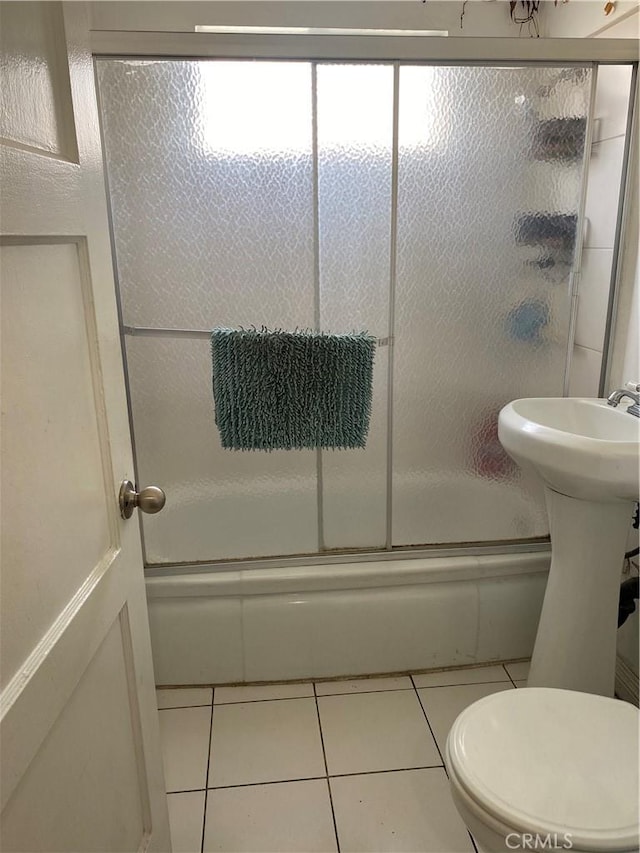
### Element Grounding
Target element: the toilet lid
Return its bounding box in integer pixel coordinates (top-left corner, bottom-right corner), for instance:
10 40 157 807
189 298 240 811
447 688 639 852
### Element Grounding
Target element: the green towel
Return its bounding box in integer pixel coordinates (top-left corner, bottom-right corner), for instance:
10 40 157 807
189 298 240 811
211 327 376 451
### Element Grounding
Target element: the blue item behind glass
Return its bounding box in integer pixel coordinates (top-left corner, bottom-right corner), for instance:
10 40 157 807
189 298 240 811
506 299 550 343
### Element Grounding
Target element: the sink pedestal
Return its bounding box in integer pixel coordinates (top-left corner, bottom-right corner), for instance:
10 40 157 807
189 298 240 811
528 487 633 697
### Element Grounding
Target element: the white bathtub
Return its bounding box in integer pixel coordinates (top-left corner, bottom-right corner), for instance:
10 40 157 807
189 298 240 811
146 549 549 686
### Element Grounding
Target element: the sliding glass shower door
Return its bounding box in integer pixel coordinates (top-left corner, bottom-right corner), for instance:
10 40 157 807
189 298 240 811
393 65 590 545
96 58 601 565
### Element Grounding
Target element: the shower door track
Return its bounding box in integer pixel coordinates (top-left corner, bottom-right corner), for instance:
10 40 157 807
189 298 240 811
144 539 551 577
91 32 638 64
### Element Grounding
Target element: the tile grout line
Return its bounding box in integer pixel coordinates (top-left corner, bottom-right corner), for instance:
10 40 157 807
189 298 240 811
158 680 524 712
313 683 341 853
167 787 208 795
573 342 606 354
213 687 418 704
200 690 215 853
158 672 518 711
409 679 509 690
215 693 316 705
328 764 443 779
162 678 514 710
410 675 447 771
502 664 518 689
203 764 448 792
316 687 413 697
202 774 327 791
592 131 627 146
205 774 327 791
410 676 479 853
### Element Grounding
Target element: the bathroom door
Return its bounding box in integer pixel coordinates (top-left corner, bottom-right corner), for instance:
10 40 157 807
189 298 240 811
0 3 171 850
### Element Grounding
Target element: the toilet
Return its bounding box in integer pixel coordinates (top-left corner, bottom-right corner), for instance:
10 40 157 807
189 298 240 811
445 688 639 853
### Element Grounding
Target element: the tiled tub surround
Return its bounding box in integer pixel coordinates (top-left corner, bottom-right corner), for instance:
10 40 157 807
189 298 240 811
568 64 634 397
157 662 530 852
147 552 549 685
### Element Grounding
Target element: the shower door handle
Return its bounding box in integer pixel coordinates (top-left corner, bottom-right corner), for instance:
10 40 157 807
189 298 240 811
119 480 166 519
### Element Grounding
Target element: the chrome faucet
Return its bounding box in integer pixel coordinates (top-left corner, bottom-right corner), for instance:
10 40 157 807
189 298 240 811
607 387 640 417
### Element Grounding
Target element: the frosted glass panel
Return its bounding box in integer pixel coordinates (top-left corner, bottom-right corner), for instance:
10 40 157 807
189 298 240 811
97 60 315 330
126 336 317 563
95 59 608 564
317 65 393 549
393 66 591 545
98 59 318 563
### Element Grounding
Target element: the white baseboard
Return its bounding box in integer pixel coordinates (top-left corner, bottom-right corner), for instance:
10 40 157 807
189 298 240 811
146 551 549 686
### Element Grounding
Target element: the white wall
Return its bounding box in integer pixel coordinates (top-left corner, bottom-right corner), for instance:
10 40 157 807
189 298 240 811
89 1 521 37
543 1 639 38
88 0 640 39
618 236 639 384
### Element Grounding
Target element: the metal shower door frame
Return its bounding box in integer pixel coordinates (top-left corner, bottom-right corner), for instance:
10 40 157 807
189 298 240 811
92 32 638 572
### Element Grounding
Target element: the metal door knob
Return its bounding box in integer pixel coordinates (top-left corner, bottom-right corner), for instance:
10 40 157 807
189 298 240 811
119 480 166 519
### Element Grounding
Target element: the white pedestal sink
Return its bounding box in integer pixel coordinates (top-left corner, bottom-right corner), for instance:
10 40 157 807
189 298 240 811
498 398 639 697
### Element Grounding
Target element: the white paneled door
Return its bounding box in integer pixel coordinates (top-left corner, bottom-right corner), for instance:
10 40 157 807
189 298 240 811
0 3 171 850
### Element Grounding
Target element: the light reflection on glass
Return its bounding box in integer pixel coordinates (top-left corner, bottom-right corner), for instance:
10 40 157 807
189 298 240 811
194 60 447 155
195 61 311 155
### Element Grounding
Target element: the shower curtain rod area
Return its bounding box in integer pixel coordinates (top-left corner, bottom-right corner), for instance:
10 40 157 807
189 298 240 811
122 325 393 345
91 32 639 64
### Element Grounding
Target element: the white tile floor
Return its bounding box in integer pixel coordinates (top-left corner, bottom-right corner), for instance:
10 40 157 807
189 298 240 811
158 662 529 852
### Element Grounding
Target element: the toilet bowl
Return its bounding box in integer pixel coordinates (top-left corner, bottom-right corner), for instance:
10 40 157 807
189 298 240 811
444 687 639 853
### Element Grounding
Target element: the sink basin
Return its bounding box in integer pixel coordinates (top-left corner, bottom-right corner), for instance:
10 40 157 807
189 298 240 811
499 397 639 501
498 396 639 697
